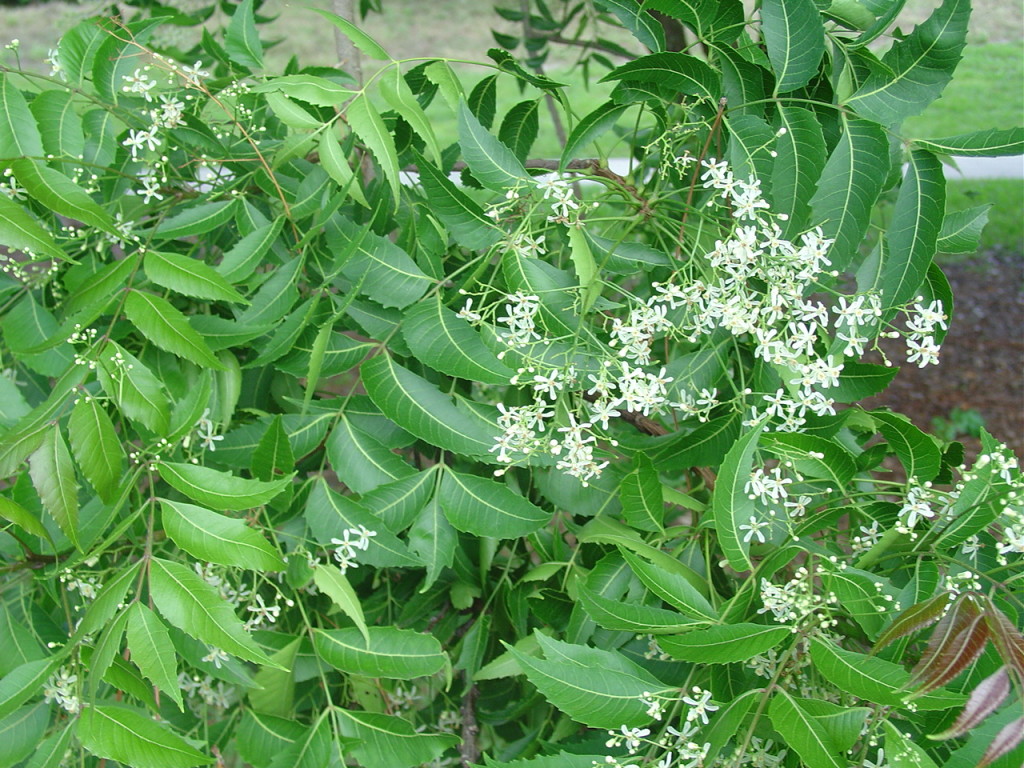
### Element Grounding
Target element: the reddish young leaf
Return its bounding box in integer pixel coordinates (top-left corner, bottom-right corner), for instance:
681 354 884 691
872 592 949 653
909 611 989 694
931 666 1010 740
983 600 1024 681
978 714 1024 768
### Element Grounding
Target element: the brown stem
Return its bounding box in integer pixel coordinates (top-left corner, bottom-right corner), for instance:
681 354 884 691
674 96 728 259
459 684 480 767
331 0 363 87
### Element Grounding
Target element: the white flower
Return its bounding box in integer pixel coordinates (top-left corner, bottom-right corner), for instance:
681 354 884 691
740 515 770 544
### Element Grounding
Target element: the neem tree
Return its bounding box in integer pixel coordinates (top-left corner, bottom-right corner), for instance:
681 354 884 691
0 0 1022 766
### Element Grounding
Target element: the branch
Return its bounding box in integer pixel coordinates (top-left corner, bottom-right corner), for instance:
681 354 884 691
459 684 480 767
331 0 363 87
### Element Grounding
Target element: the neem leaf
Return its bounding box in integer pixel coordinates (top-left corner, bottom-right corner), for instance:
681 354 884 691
439 467 550 538
158 462 292 512
160 498 286 571
144 251 247 304
126 603 183 711
314 626 446 679
659 623 790 664
401 295 513 385
124 291 225 370
149 557 276 667
79 705 210 768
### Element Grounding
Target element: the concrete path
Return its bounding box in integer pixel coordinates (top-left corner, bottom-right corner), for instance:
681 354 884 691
603 156 1024 181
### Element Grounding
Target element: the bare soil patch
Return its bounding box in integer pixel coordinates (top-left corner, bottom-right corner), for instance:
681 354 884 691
863 249 1024 459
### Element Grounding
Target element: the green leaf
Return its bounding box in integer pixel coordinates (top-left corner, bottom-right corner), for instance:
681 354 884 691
347 93 400 204
310 8 390 60
412 154 501 249
158 462 292 512
913 127 1024 157
380 66 441 165
457 100 530 191
810 638 963 710
600 52 719 100
872 411 941 481
659 623 790 664
424 61 465 110
936 204 989 253
507 633 667 729
712 424 764 572
79 705 211 768
265 91 322 131
879 149 945 312
567 225 600 313
10 159 114 234
154 200 237 241
761 0 825 94
0 495 51 543
252 74 354 106
650 410 743 470
770 104 827 235
576 584 697 634
760 432 857 489
402 295 513 385
224 0 263 69
620 453 664 533
28 427 79 549
326 415 414 494
0 73 43 159
594 0 665 50
318 130 368 208
619 549 717 621
305 479 420 568
0 659 59 722
126 603 182 711
359 470 436 531
439 468 550 538
124 291 225 370
0 195 67 263
23 720 74 768
808 115 890 272
498 99 540 163
313 565 369 644
883 722 941 768
408 497 456 591
332 217 432 309
144 251 246 304
65 251 140 317
68 396 124 503
149 557 276 667
830 361 898 402
0 702 50 768
847 0 970 126
75 561 143 639
251 415 296 482
160 498 285 571
361 355 498 459
315 626 447 679
249 637 300 718
96 341 170 434
29 90 84 160
335 709 458 768
561 100 629 168
768 690 846 768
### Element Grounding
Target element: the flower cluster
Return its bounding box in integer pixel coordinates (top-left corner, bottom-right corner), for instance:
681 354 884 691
330 525 377 575
43 666 80 714
758 567 840 633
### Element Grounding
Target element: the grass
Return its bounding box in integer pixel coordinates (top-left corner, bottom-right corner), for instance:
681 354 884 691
944 179 1024 256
